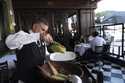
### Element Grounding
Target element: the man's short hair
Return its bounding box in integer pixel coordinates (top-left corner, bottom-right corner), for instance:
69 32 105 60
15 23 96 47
92 31 99 37
32 18 48 28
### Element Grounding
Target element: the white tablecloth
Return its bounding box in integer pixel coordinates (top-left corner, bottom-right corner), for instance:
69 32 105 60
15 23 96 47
74 43 91 56
0 54 17 69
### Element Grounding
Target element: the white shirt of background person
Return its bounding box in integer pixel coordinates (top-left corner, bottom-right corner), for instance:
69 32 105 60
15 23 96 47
90 36 106 51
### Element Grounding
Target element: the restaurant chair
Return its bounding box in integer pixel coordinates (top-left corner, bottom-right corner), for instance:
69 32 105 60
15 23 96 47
103 44 110 55
94 46 104 70
0 61 9 83
92 70 103 83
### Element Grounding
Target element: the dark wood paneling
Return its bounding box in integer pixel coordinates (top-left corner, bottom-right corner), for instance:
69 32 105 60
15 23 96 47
12 0 98 9
80 9 95 37
12 0 97 48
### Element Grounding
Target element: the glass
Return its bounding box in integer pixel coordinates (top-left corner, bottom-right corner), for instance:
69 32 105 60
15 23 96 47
103 24 123 56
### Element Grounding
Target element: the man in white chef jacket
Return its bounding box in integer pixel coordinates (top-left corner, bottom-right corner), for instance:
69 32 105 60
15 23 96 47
6 18 53 83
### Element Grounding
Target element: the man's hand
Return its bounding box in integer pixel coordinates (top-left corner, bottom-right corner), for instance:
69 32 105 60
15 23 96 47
45 34 53 44
40 33 53 44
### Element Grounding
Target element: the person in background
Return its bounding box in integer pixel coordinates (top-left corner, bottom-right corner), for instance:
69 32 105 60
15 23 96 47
80 35 84 43
6 18 53 83
104 32 114 45
90 31 106 52
81 32 106 61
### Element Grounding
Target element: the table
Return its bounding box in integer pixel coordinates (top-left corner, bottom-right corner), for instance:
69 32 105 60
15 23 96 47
74 43 91 56
0 54 17 69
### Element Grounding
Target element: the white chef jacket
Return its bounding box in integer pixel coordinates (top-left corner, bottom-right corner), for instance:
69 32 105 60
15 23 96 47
5 30 50 56
5 30 40 50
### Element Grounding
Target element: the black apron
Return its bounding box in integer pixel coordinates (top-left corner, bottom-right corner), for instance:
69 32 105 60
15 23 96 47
15 42 47 83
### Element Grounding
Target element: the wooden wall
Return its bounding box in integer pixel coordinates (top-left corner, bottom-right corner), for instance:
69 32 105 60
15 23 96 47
13 9 51 32
80 9 95 37
12 0 98 36
12 0 98 50
12 0 99 9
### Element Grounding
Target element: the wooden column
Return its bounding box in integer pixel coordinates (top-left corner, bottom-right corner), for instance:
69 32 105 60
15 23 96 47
79 9 95 37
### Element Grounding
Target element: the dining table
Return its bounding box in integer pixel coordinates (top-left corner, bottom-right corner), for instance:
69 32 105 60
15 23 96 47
0 54 17 69
74 43 91 56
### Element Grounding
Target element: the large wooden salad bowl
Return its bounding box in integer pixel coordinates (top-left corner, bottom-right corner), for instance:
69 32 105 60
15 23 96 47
38 61 83 83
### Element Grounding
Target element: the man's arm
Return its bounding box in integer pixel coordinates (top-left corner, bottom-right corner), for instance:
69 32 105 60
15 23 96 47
40 33 53 45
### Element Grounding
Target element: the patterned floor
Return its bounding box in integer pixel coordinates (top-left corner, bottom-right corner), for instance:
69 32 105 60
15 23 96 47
87 61 125 83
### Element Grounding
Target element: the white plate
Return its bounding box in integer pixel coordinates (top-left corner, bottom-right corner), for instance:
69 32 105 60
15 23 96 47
50 51 76 61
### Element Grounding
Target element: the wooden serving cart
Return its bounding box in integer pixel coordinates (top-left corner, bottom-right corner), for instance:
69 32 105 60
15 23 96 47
38 61 103 83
